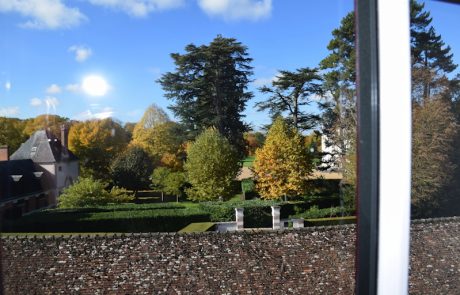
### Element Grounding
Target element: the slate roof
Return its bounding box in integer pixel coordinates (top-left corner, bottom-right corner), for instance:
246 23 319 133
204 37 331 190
0 159 43 202
10 130 77 163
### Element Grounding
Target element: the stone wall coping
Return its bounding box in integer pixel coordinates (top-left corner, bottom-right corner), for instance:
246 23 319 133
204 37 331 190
1 216 458 240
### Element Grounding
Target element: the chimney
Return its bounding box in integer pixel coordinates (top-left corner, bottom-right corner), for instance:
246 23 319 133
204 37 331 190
60 125 68 148
0 146 9 161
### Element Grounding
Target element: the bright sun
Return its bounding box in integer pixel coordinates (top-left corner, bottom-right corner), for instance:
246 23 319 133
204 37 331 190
82 75 109 97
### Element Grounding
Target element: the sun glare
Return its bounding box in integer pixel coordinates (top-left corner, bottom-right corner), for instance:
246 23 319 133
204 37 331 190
82 75 109 97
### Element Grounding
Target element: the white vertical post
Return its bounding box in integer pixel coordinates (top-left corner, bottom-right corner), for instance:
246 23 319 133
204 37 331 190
235 208 244 230
377 1 412 294
271 206 281 230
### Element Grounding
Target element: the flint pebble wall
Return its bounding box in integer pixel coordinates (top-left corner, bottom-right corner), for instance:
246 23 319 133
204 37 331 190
1 217 459 294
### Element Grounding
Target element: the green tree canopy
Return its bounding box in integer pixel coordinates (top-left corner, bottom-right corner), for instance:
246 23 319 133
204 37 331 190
159 35 253 154
164 171 187 203
0 117 27 155
184 128 240 201
253 117 313 200
151 166 171 202
110 146 154 195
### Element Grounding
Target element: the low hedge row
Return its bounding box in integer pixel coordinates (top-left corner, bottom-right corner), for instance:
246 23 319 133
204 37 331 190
2 204 208 233
304 216 357 226
291 205 355 219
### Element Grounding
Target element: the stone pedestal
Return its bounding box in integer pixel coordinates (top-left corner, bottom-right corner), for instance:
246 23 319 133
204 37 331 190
235 208 244 230
271 206 281 230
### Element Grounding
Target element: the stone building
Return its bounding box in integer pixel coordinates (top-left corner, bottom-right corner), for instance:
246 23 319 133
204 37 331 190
0 126 78 217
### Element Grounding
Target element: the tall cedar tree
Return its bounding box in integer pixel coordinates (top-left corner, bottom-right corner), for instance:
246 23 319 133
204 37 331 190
159 35 253 154
256 68 322 132
410 0 457 103
319 11 357 184
253 117 313 200
184 128 240 201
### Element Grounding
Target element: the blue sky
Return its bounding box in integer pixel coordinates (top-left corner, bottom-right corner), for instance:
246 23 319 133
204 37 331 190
0 0 459 130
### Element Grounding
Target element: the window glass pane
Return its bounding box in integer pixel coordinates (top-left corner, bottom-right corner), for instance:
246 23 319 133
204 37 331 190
0 1 358 293
410 0 460 293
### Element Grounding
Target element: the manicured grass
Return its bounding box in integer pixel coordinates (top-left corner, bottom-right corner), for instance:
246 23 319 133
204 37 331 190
178 222 215 233
242 156 255 167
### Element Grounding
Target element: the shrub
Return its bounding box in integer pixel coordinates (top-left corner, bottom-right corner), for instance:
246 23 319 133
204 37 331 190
59 178 132 208
109 186 135 203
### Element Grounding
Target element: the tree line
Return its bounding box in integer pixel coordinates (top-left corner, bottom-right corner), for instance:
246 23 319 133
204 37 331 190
1 1 459 217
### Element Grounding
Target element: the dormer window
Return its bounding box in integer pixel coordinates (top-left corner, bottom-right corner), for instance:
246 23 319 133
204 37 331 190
10 175 23 182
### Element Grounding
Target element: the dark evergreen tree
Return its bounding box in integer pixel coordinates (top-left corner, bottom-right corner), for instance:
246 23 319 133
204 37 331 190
159 35 253 154
410 0 457 102
256 67 322 131
319 11 356 180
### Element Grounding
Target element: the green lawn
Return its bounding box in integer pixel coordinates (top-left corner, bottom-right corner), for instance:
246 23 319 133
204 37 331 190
1 196 354 233
242 156 255 167
178 222 215 233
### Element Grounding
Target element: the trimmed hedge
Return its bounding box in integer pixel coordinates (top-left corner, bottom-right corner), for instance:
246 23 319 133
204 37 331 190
291 205 355 219
2 203 208 233
304 216 357 226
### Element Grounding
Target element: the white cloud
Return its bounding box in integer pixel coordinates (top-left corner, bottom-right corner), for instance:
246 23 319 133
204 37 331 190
253 75 278 87
198 0 272 21
30 96 60 112
87 0 185 17
30 97 42 107
75 107 114 120
65 83 81 92
0 0 87 29
0 106 19 117
4 81 11 91
46 83 61 94
68 45 93 62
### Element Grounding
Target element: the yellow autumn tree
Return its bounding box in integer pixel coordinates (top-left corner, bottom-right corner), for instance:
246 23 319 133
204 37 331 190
131 105 187 169
69 118 129 180
253 117 313 200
